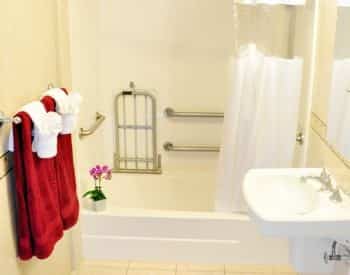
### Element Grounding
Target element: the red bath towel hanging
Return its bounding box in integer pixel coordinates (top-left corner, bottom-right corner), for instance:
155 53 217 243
13 112 64 260
41 91 80 230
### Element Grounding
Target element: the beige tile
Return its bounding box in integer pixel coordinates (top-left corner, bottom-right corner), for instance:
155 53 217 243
78 266 91 275
129 261 176 271
225 265 274 273
79 261 128 275
127 270 175 275
84 260 130 268
177 264 224 272
272 265 296 273
89 267 127 275
176 272 224 275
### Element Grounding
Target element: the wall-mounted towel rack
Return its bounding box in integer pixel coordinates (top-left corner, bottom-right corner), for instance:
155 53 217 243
79 112 106 138
165 107 224 118
0 111 21 126
163 142 220 152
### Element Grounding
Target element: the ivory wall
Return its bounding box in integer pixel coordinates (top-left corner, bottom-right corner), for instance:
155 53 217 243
0 1 73 275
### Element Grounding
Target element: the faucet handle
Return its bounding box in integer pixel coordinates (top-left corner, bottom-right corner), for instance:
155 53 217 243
330 188 342 203
321 168 331 181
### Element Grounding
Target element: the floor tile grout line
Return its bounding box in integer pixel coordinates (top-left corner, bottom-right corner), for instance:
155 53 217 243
126 260 130 275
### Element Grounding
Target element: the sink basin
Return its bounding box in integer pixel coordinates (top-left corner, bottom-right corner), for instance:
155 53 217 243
243 168 350 238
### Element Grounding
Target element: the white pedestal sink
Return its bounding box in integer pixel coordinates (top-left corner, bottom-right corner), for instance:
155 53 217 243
243 168 350 273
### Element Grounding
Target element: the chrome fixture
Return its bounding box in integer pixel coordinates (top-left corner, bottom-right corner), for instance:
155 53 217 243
114 82 162 174
324 241 350 263
296 132 304 145
165 107 224 118
0 111 22 126
0 153 12 181
301 168 342 203
79 112 106 138
163 142 220 152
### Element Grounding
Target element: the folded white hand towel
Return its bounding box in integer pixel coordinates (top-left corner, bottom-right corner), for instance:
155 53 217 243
9 101 62 158
8 128 14 152
31 111 63 158
43 88 82 134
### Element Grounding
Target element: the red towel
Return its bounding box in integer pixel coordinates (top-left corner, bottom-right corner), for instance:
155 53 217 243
13 90 79 260
13 112 64 260
41 92 79 230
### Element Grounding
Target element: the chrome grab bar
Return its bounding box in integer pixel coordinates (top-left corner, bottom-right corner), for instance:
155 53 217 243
79 112 106 138
163 142 220 152
165 107 224 118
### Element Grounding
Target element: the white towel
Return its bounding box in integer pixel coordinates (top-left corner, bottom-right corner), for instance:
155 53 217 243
327 59 350 160
8 101 62 158
43 88 82 134
234 0 305 5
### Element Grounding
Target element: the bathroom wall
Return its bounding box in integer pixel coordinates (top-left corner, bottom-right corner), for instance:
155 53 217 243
306 2 350 275
334 8 350 59
0 1 73 274
307 1 350 191
70 0 297 211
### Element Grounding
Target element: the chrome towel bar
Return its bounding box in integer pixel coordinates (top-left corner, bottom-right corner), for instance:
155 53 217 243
0 111 22 126
163 142 220 152
79 112 106 138
165 107 224 118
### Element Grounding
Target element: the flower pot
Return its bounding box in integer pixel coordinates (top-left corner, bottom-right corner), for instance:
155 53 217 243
92 199 106 212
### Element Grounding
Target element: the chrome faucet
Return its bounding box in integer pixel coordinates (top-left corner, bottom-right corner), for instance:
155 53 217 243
324 241 350 263
301 168 342 203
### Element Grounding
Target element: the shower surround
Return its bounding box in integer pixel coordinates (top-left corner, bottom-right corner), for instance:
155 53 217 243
70 0 316 264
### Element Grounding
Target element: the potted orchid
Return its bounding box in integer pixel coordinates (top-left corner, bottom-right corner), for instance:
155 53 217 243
83 164 112 211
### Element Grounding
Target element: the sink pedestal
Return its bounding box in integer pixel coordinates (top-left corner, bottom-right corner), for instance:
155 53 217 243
290 238 334 274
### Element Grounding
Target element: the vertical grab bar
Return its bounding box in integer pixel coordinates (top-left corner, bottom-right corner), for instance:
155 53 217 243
122 94 128 168
145 95 149 169
150 94 158 170
133 91 138 169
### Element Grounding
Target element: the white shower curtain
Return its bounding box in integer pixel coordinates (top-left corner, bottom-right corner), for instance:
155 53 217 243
216 44 303 213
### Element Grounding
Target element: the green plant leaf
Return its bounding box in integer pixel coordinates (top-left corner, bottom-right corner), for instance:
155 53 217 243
82 190 95 198
91 190 107 201
83 189 107 201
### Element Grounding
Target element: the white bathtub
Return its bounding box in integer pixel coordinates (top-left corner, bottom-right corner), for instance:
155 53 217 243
82 206 290 264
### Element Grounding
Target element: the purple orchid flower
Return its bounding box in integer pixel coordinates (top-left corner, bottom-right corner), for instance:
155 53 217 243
89 164 112 181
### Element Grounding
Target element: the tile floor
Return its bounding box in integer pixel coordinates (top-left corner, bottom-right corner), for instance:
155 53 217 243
78 260 297 275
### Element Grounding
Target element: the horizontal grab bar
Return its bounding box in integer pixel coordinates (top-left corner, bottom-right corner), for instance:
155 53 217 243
79 112 106 138
165 108 224 118
163 142 220 152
